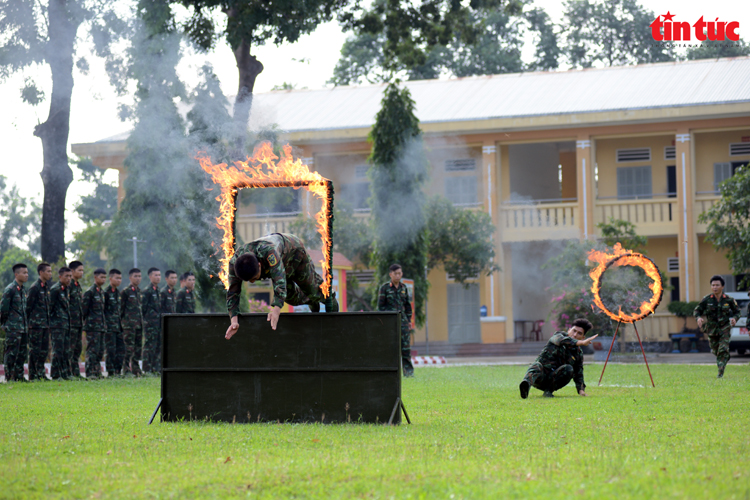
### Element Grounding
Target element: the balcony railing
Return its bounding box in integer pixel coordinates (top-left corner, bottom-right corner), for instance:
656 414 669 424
694 193 720 233
236 210 372 243
499 201 579 241
593 197 677 236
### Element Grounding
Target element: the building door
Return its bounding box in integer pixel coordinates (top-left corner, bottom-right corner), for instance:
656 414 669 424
667 166 676 197
447 284 481 344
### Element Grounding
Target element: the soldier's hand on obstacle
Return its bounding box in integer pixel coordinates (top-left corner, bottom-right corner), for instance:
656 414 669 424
576 334 598 347
225 316 239 340
579 389 588 396
730 318 737 327
267 306 281 330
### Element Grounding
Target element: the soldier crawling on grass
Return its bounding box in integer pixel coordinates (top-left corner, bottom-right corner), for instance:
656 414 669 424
694 275 741 379
224 233 338 338
520 318 598 399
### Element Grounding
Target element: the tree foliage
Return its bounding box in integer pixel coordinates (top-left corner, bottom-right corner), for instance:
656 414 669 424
0 175 41 259
698 163 750 287
686 38 750 60
596 217 647 253
425 197 499 284
368 82 429 326
561 0 677 68
330 0 556 85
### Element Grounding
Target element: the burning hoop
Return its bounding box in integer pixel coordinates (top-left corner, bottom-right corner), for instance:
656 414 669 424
588 243 664 388
197 142 334 297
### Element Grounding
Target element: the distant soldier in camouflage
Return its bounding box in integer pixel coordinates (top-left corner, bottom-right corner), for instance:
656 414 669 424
49 267 72 380
104 269 124 376
378 264 414 377
68 261 85 378
121 268 144 376
694 275 741 378
142 267 162 374
1 263 29 382
176 272 196 314
224 233 338 339
160 270 178 315
520 318 597 399
82 269 107 379
26 262 52 381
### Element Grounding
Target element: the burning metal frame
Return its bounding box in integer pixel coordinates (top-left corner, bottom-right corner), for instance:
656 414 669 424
588 244 665 387
197 143 334 297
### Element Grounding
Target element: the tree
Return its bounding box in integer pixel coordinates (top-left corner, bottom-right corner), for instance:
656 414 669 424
596 217 647 253
105 0 194 275
71 157 118 224
0 175 42 260
329 1 555 86
561 0 677 68
425 197 499 284
0 0 128 263
698 163 750 288
686 38 750 60
176 0 348 154
368 82 429 326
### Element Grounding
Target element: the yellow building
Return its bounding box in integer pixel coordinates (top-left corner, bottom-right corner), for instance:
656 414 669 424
73 57 750 347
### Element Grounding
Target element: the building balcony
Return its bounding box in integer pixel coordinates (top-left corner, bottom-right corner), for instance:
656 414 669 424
499 200 579 242
593 196 678 236
694 193 720 234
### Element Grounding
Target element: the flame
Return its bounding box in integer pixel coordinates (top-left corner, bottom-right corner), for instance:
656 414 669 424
197 142 333 297
588 243 664 323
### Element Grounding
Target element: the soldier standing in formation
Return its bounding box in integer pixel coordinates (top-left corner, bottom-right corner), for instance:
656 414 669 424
378 264 414 377
121 268 144 376
68 261 85 378
1 263 29 382
26 262 52 381
224 233 338 338
694 275 741 378
104 269 124 376
49 267 72 380
176 271 196 314
519 318 597 398
82 269 107 379
142 267 162 374
160 270 178 315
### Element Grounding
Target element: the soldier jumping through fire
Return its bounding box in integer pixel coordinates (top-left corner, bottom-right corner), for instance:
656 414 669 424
224 233 338 338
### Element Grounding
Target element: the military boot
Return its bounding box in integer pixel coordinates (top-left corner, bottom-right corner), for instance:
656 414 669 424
718 367 725 378
519 379 530 399
543 391 555 398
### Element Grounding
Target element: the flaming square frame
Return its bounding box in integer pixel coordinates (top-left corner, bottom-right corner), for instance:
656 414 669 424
197 143 334 297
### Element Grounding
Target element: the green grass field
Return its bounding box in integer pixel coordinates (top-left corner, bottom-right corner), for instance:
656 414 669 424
1 364 749 499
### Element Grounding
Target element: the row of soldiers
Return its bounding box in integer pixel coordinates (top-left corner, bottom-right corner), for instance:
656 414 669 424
1 261 197 382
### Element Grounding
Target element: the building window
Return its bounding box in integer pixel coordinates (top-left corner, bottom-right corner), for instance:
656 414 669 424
664 146 676 160
445 158 477 172
616 148 651 162
729 142 750 156
445 176 478 205
447 283 481 344
340 182 371 210
714 161 750 192
616 166 652 199
667 257 679 272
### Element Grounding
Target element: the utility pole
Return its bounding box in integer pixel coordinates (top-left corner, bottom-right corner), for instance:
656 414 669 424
128 236 147 268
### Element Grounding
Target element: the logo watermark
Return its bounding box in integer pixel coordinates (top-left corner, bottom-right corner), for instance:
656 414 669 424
650 11 740 42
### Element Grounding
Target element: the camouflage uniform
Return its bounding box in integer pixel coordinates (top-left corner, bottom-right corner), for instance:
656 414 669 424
161 284 177 314
141 283 162 373
378 281 414 376
82 284 106 378
1 280 28 382
103 285 124 376
176 287 195 314
49 282 71 379
694 293 741 376
523 332 585 396
25 278 51 380
226 233 326 318
120 284 143 376
68 279 84 377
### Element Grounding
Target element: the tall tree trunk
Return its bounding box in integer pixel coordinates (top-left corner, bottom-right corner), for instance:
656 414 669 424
231 37 264 156
33 0 79 263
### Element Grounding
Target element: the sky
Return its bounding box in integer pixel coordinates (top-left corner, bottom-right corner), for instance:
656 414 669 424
1 0 748 240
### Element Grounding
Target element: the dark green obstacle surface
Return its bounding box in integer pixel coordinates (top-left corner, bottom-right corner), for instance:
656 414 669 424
160 313 402 424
